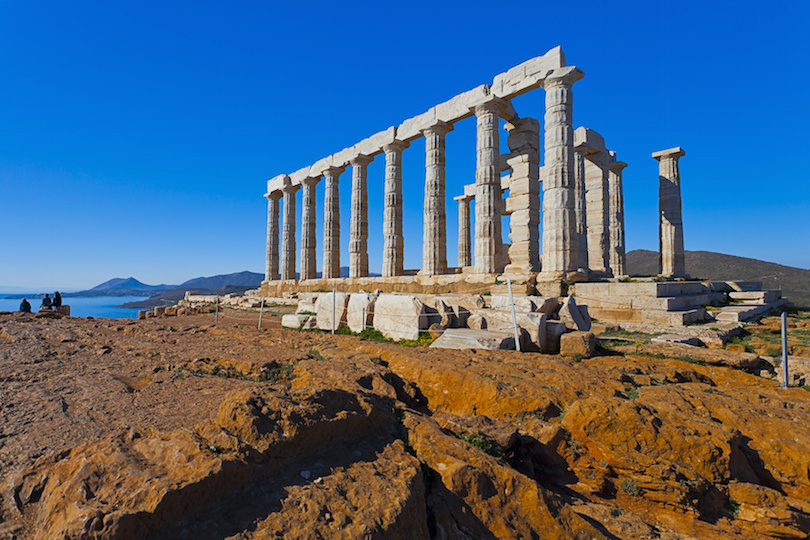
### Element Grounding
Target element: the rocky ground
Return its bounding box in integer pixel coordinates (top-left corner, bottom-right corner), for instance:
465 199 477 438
1 309 809 539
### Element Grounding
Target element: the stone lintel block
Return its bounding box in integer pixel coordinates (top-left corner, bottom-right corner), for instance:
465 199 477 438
420 119 454 137
330 145 358 170
353 126 396 158
463 184 477 198
435 84 489 124
573 127 607 155
281 313 312 329
289 166 317 185
397 108 438 142
652 146 686 161
491 46 566 99
453 194 474 203
266 174 288 195
309 156 333 178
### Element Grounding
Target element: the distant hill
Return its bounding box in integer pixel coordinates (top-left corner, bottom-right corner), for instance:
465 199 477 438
178 271 264 290
627 249 810 307
74 277 176 297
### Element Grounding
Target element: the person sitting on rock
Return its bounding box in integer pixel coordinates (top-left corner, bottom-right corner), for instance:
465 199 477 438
53 291 62 308
19 298 32 313
41 294 52 309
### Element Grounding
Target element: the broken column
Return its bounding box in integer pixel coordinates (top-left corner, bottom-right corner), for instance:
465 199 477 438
608 155 627 277
300 176 319 281
264 190 281 282
349 155 373 278
539 67 584 278
653 147 686 277
323 166 344 279
473 101 504 274
281 180 299 280
421 121 453 275
454 194 473 268
503 117 541 273
382 140 408 277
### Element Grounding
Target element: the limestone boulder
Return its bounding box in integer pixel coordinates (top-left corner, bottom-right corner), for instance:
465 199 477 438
489 295 557 316
545 321 568 354
373 294 429 341
429 328 515 350
281 314 311 329
466 309 546 352
315 292 349 331
346 292 377 333
296 294 318 315
559 295 589 331
560 331 596 358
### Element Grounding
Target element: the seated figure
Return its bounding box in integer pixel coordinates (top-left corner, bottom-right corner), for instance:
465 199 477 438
20 298 32 313
41 294 52 309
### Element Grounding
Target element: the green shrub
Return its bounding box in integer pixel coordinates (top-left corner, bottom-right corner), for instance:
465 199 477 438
619 479 640 496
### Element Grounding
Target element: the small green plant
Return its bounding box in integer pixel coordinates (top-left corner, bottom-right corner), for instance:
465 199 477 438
172 368 186 381
619 479 640 496
625 388 640 400
399 332 434 347
765 346 781 357
308 348 329 361
358 328 390 342
726 497 741 517
393 407 406 424
800 385 810 392
208 444 221 454
457 433 502 459
678 355 705 365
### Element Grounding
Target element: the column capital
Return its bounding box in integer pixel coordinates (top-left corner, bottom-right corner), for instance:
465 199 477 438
265 189 282 200
539 66 584 89
471 96 516 121
383 139 409 153
609 160 628 173
302 176 320 186
281 183 300 194
454 194 474 203
420 120 454 137
323 165 346 177
350 154 374 167
652 147 686 161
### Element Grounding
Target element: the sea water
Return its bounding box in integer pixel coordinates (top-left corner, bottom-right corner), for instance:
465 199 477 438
0 296 150 319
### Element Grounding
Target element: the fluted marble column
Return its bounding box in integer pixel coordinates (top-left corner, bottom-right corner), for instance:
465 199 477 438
473 101 503 274
264 190 282 282
382 140 408 277
504 117 541 273
653 147 686 277
539 67 584 277
574 148 588 272
420 121 453 275
323 166 344 279
349 155 373 278
454 194 473 268
608 157 628 277
281 182 299 280
300 177 319 280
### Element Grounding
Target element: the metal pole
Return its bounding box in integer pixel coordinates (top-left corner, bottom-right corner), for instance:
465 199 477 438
215 296 219 323
258 296 265 330
332 288 336 335
781 311 789 388
507 278 521 352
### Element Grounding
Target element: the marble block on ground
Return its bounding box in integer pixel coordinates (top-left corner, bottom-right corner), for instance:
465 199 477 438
430 328 515 350
373 294 429 341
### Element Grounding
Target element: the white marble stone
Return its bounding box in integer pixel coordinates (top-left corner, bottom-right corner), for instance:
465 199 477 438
429 328 515 350
373 294 430 341
608 156 627 277
382 140 408 277
322 166 344 279
300 177 319 280
281 181 299 281
473 100 504 274
349 155 373 278
264 190 282 281
347 292 377 333
315 291 349 331
421 121 453 275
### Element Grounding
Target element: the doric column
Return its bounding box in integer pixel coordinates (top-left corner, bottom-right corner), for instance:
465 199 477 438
504 117 541 273
653 147 686 277
281 181 300 280
420 121 453 275
382 140 408 277
539 67 584 278
473 101 503 274
454 194 473 268
574 148 588 272
323 166 345 279
584 151 611 275
264 190 282 282
300 177 319 281
349 155 373 278
608 157 628 277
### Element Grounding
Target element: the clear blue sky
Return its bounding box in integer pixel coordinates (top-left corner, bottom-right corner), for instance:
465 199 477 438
2 0 808 291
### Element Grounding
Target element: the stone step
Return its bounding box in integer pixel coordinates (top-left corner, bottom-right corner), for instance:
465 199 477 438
576 292 725 311
589 307 705 326
729 290 781 304
574 281 711 299
714 299 788 323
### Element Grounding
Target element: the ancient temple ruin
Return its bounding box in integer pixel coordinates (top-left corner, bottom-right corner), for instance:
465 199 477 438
260 46 651 296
